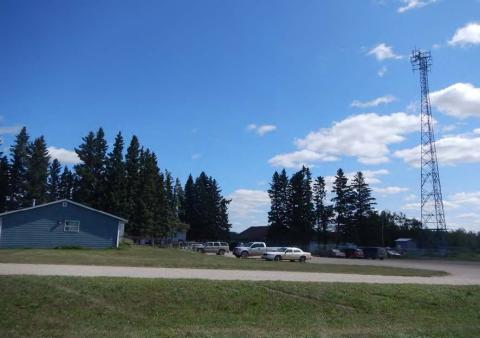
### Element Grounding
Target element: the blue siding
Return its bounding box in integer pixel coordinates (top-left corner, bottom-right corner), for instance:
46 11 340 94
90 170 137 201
0 201 122 249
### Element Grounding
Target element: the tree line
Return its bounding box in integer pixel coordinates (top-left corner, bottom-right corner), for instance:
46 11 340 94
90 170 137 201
268 166 376 246
0 127 230 241
268 167 480 250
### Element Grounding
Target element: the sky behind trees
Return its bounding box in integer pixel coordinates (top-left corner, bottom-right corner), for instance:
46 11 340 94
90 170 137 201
1 0 480 231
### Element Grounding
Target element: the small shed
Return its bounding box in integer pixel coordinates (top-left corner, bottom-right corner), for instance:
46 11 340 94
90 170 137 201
0 199 127 249
394 238 417 251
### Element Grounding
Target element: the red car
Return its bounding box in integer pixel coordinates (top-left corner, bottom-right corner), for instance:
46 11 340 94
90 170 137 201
342 248 364 258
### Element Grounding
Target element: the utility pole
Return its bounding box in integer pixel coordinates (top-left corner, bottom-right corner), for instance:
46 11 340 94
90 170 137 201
411 50 447 234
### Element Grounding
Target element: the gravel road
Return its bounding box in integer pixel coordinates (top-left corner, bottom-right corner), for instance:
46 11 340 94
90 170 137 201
1 259 479 285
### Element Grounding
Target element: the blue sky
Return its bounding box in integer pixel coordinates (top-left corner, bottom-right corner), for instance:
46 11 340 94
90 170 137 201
1 0 480 232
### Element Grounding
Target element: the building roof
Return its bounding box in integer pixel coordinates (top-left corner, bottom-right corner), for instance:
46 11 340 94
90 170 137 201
238 226 269 240
0 199 128 222
394 238 413 242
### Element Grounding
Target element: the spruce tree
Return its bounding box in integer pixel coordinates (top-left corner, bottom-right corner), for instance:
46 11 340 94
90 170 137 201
267 169 290 243
0 152 9 212
184 174 196 238
288 166 315 247
125 135 141 235
313 176 334 245
47 159 62 201
59 166 75 199
174 178 185 221
26 136 50 205
331 168 354 243
74 128 107 208
351 171 376 245
9 127 29 208
105 132 126 216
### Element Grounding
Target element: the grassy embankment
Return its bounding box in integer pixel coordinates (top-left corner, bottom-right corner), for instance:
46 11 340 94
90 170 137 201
0 246 447 276
0 276 478 337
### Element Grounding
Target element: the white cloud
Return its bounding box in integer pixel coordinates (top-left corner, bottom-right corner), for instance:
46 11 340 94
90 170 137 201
373 186 409 196
269 112 419 168
397 0 438 13
227 189 270 232
48 147 81 165
430 83 480 119
378 66 388 77
0 125 22 135
395 132 480 167
448 22 480 47
191 153 201 160
351 95 396 108
404 193 417 201
367 43 402 61
247 123 277 136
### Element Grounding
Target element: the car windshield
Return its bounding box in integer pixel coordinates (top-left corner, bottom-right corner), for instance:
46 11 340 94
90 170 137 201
245 242 254 247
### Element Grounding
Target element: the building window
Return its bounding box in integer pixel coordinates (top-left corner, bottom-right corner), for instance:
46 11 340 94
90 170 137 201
64 220 80 232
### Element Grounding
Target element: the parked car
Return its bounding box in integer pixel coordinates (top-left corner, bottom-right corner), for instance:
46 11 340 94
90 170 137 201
262 247 312 262
361 247 387 260
190 243 205 252
328 248 346 258
199 242 229 255
233 242 277 258
386 248 402 258
342 248 364 258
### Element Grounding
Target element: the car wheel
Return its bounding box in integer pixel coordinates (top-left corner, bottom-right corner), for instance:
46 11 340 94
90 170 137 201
219 249 225 255
274 255 281 261
299 256 306 263
241 251 249 259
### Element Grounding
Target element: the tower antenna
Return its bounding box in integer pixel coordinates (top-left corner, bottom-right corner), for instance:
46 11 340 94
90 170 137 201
410 49 446 232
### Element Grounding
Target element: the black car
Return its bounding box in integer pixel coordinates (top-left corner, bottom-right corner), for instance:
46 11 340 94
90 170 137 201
361 247 387 260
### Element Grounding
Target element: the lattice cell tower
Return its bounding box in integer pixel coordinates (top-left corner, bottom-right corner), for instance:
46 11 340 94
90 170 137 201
410 50 447 232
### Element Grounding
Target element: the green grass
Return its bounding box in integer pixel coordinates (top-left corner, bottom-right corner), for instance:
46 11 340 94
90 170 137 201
0 246 447 276
0 276 478 337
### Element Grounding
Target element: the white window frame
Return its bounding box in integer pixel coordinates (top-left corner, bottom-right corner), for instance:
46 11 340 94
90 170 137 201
64 220 80 233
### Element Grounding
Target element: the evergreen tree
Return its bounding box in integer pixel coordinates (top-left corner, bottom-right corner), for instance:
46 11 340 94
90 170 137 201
0 152 9 212
183 174 196 231
313 176 334 245
288 166 315 247
25 136 50 205
59 166 74 199
174 178 185 221
331 168 354 243
125 135 141 235
9 127 29 209
105 132 126 216
47 159 62 201
74 128 107 208
351 171 376 245
267 169 290 243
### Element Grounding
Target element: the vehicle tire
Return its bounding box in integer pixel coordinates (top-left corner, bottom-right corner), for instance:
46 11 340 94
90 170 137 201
219 249 225 255
274 255 281 261
299 256 306 263
241 251 249 259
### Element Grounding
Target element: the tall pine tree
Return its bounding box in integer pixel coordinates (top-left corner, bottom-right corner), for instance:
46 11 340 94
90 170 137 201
351 171 376 245
9 127 29 209
313 176 334 245
47 159 62 201
105 132 126 216
288 166 315 247
59 166 75 199
267 169 290 243
0 151 9 212
25 136 50 205
331 168 354 243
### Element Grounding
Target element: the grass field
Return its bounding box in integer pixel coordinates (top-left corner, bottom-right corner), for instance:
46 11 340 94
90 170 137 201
0 246 447 276
0 276 478 337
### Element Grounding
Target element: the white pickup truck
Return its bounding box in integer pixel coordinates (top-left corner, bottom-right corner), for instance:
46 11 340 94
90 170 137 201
232 242 277 258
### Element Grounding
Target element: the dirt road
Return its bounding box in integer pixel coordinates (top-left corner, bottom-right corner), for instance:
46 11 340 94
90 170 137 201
0 259 479 285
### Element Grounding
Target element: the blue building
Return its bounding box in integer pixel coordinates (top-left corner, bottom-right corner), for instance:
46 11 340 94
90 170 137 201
0 199 127 249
